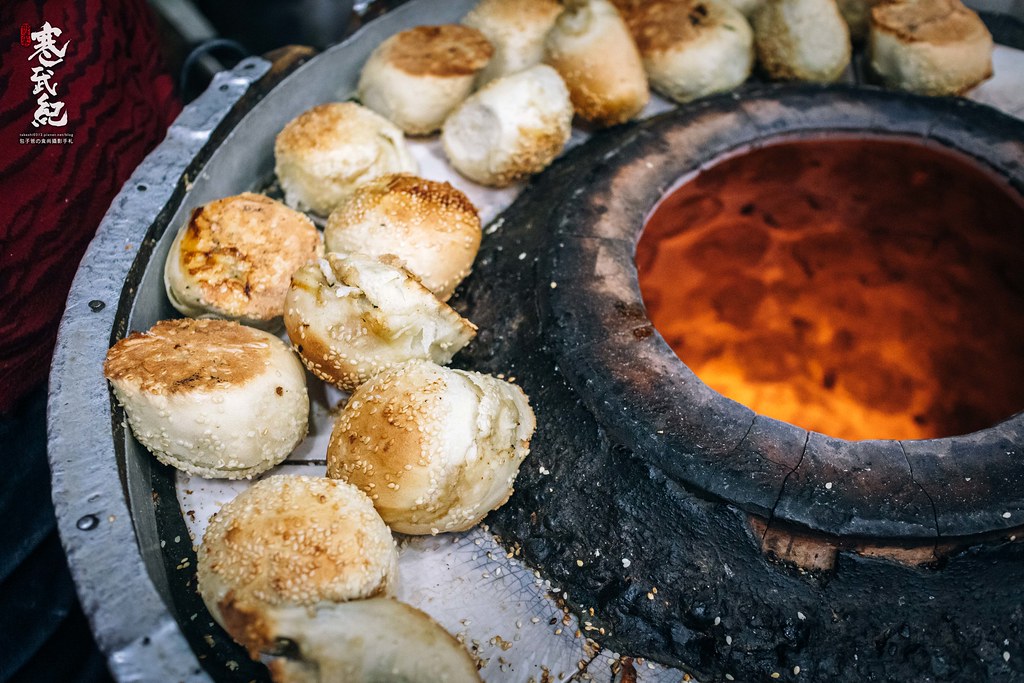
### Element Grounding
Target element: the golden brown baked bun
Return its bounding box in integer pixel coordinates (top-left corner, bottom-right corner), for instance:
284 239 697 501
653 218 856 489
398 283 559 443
869 0 993 95
263 599 481 683
324 174 482 300
284 253 477 392
544 0 650 126
274 102 417 217
462 0 564 85
103 319 309 479
753 0 852 82
327 360 537 535
358 24 494 135
197 475 398 656
163 193 322 327
626 0 754 103
441 64 573 187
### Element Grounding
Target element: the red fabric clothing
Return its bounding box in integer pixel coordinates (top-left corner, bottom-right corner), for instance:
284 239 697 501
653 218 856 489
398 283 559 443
0 0 180 413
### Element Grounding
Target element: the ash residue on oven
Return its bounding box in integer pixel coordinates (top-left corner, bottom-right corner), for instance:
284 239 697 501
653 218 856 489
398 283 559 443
454 87 1024 681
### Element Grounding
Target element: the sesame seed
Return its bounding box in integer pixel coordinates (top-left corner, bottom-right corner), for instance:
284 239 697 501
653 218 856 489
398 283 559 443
550 282 557 289
622 558 631 568
825 482 833 490
1005 652 1011 662
771 673 780 679
798 611 806 620
576 559 584 567
794 666 801 674
1003 512 1012 519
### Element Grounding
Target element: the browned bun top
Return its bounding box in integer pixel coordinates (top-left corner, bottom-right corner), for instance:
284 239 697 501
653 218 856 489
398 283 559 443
625 0 731 52
177 192 320 320
384 24 494 76
103 318 271 395
872 0 988 44
275 102 384 154
343 173 479 232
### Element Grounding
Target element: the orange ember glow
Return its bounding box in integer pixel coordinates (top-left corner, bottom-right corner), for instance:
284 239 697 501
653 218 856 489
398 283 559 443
637 138 1024 441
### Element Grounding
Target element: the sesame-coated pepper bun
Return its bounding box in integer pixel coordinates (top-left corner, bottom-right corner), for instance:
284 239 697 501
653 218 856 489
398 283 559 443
196 475 398 656
274 102 418 217
462 0 563 86
326 360 537 535
624 0 754 104
357 24 494 135
103 319 309 479
441 64 573 188
324 174 483 301
284 253 477 392
869 0 993 96
163 192 323 328
753 0 852 83
544 0 649 127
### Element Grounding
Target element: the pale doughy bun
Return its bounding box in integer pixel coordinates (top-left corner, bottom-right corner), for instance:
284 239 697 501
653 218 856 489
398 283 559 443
442 64 573 187
163 193 322 328
544 0 649 126
627 0 754 103
327 360 537 535
324 174 482 300
103 319 308 479
196 475 398 655
837 0 882 40
358 25 493 135
462 0 563 85
284 253 477 392
869 0 993 95
264 599 481 683
753 0 852 82
274 102 417 216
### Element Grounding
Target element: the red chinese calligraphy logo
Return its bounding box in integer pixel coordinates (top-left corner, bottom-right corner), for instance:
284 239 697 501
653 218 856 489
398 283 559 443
20 22 31 47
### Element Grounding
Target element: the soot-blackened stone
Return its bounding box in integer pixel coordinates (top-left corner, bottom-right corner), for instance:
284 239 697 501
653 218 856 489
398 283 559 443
453 85 1024 681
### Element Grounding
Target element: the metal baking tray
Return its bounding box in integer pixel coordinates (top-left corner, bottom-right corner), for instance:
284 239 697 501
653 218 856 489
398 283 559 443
48 1 1024 680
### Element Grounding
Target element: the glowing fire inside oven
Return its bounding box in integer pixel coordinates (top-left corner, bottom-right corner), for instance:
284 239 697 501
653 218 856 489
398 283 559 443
637 138 1024 441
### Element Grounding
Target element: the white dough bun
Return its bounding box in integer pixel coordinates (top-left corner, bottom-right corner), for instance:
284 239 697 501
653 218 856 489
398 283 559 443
753 0 852 82
462 0 564 85
274 102 417 217
103 318 309 479
358 24 494 135
324 174 482 300
442 64 573 187
326 360 537 535
544 0 650 126
868 0 993 95
626 0 754 103
284 253 477 392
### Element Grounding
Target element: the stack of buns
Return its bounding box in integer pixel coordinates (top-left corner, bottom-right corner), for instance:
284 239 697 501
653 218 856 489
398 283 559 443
196 475 480 681
108 0 1001 675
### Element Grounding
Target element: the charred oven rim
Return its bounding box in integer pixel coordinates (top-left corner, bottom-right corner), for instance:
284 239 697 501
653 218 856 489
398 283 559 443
542 84 1024 541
